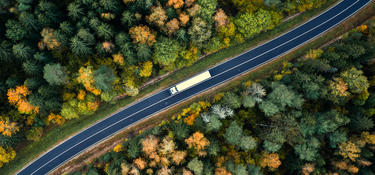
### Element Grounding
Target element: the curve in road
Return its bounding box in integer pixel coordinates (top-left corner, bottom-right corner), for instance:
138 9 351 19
17 0 371 174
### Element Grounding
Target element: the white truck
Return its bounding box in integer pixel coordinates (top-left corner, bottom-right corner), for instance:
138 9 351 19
170 71 212 95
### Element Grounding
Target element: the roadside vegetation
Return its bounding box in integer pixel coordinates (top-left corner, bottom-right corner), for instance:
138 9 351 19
0 0 334 171
70 19 375 175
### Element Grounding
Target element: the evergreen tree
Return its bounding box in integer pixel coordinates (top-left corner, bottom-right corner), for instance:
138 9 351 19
222 92 241 109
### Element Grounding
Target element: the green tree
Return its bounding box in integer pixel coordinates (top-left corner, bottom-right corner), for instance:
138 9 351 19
187 157 203 175
12 43 33 60
316 110 349 134
239 136 257 151
294 137 321 161
266 82 304 110
23 59 42 76
121 11 136 27
43 64 69 86
258 101 279 117
340 67 369 94
136 44 152 61
242 95 256 108
232 164 248 175
152 37 181 67
97 23 114 40
5 20 27 42
67 3 84 20
329 130 348 149
263 128 285 153
205 115 222 132
196 0 217 21
171 120 189 141
188 17 212 47
93 66 116 92
61 102 79 119
70 36 92 56
224 121 243 145
234 9 279 39
222 92 241 109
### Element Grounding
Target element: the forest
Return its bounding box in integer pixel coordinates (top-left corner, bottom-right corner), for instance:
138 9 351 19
0 0 330 168
69 20 375 175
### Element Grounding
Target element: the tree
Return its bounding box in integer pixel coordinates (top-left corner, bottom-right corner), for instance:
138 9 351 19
61 102 79 119
247 83 266 102
187 157 203 175
0 146 16 167
340 67 369 94
259 152 281 169
70 36 92 56
5 20 27 42
213 9 228 27
43 64 68 86
316 110 349 134
172 150 186 165
77 66 101 96
224 121 243 145
206 115 222 132
185 131 210 151
188 17 212 46
136 44 152 62
147 6 167 28
166 18 180 35
67 3 84 20
196 0 217 21
294 137 321 161
152 37 181 67
338 141 361 161
139 61 153 78
232 164 248 175
171 120 189 141
12 43 33 60
0 119 19 137
121 11 136 27
127 138 140 158
93 66 116 92
263 128 286 153
234 9 280 39
329 130 348 148
97 23 114 40
242 95 255 108
141 135 159 156
266 82 304 110
258 101 279 117
129 25 156 46
39 28 60 50
23 59 42 76
239 136 257 151
221 92 241 109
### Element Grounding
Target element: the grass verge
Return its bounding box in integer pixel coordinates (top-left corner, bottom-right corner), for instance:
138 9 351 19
1 1 359 174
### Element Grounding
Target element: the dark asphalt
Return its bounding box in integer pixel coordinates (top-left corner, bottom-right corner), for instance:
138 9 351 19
16 0 371 174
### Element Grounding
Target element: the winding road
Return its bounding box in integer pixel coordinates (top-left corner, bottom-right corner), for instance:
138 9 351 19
17 0 371 174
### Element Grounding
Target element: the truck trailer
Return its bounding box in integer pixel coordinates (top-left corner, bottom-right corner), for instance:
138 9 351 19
169 71 211 95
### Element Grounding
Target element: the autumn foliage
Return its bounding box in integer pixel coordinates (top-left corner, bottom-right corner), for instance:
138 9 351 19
185 132 210 151
7 85 39 114
129 25 156 46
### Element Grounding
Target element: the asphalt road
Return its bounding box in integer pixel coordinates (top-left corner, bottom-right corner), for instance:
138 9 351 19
17 0 371 174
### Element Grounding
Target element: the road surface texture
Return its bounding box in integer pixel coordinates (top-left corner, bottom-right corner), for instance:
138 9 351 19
17 0 371 174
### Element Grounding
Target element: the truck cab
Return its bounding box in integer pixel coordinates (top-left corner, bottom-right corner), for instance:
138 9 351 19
169 87 178 95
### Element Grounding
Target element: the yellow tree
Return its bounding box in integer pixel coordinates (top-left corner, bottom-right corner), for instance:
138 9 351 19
141 135 159 156
47 113 66 126
7 85 39 114
113 144 123 152
338 141 361 161
0 118 19 136
139 61 153 78
77 66 101 96
0 146 16 167
179 13 190 26
39 28 60 50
